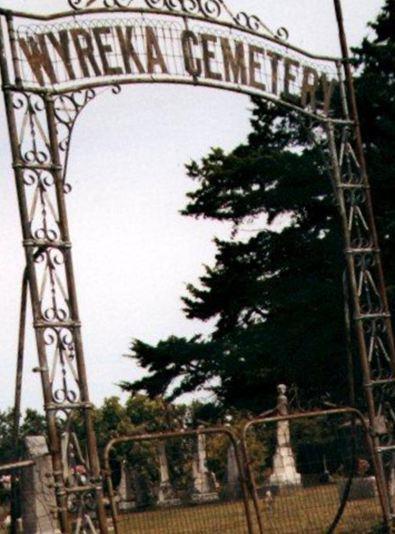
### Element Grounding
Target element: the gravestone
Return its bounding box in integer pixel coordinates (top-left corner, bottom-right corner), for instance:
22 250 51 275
131 468 154 509
157 441 180 507
269 385 301 488
118 462 136 512
225 444 242 499
20 435 58 534
337 476 378 500
191 429 219 503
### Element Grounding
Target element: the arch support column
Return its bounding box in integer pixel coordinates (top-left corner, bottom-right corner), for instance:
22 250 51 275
0 21 108 529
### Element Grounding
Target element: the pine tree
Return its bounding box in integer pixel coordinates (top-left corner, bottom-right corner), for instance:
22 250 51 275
122 2 395 412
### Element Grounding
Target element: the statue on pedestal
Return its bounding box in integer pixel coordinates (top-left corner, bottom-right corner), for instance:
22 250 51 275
269 385 302 487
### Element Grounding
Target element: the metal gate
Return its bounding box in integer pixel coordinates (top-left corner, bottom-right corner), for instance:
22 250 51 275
240 408 387 534
104 408 389 533
0 2 394 531
104 427 254 534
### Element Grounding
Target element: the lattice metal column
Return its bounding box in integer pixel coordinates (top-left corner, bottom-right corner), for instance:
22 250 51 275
326 4 395 526
0 21 108 534
327 122 395 523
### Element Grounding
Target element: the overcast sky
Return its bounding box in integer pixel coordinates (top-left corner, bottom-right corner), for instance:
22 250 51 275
0 0 384 412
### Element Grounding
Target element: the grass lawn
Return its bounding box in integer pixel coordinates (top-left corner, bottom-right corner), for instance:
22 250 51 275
117 486 382 533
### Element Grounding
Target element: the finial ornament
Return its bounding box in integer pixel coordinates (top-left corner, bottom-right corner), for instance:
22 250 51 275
277 384 288 416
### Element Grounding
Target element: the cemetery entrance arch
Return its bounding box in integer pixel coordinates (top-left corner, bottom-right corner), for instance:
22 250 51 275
0 1 394 531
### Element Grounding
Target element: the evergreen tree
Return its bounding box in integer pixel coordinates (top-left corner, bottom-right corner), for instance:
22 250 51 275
123 2 395 412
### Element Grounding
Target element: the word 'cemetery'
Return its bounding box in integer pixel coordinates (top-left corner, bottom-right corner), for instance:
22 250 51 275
17 22 338 114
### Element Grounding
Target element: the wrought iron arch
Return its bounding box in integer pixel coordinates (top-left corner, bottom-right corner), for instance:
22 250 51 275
0 1 394 532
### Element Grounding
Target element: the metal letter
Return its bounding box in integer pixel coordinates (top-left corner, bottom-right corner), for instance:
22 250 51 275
71 28 102 78
320 73 337 115
116 25 145 75
248 44 266 91
93 26 122 76
18 35 57 86
146 26 168 74
201 33 222 81
46 30 76 81
301 65 319 110
181 30 202 77
283 57 300 102
267 50 283 95
220 38 247 85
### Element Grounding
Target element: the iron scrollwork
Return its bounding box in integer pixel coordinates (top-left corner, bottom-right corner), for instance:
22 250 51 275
12 92 50 165
68 0 221 15
329 122 395 482
54 89 97 189
9 84 108 531
66 0 286 36
66 0 289 39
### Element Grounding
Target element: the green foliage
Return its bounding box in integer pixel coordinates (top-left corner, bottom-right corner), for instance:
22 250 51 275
0 408 46 465
123 3 394 413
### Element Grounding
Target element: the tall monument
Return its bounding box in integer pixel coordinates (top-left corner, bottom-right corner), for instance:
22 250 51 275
157 441 180 507
270 385 302 487
191 429 219 503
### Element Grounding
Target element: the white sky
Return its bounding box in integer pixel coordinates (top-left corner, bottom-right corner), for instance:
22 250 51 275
0 0 384 412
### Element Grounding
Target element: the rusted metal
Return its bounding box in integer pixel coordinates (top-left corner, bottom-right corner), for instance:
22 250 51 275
0 16 107 534
44 92 109 533
10 268 29 534
0 3 393 532
0 4 339 63
12 269 28 449
331 1 395 528
104 426 255 534
242 407 389 533
0 460 35 473
9 7 342 121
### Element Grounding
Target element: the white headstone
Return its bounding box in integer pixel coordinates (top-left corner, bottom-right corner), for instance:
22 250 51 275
191 429 219 503
157 441 180 506
269 385 301 487
20 435 57 534
118 462 136 512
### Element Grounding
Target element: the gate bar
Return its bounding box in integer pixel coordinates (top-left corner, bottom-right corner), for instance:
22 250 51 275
242 407 391 530
104 426 255 534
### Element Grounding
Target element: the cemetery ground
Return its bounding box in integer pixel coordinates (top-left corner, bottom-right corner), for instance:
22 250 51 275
117 486 381 533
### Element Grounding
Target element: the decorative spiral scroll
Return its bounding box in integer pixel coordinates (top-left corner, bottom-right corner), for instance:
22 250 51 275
13 93 50 165
104 0 134 6
66 0 282 37
43 326 79 406
199 0 221 18
235 11 281 38
236 12 264 32
276 27 289 41
67 0 255 26
69 0 133 7
54 89 97 192
69 490 97 517
144 0 221 17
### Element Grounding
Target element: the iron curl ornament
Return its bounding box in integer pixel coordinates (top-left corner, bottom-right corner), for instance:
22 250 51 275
68 0 222 16
66 0 288 38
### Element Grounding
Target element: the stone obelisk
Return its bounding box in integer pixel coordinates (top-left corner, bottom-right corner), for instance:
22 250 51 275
269 385 301 487
157 441 180 506
191 428 219 503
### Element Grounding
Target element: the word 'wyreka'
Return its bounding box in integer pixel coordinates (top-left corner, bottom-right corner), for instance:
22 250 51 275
18 23 337 114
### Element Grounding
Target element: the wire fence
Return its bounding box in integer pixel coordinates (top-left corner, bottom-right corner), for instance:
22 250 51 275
242 410 384 533
0 411 387 533
105 411 386 534
105 428 254 534
0 460 35 533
